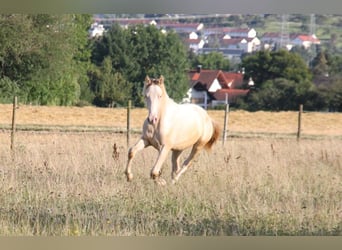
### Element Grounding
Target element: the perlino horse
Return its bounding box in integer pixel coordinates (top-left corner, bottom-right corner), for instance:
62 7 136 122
125 75 220 185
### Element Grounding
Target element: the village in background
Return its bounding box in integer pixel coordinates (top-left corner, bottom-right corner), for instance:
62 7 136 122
89 14 337 109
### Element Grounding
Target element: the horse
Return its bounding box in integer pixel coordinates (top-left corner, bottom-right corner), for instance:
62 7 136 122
125 75 220 185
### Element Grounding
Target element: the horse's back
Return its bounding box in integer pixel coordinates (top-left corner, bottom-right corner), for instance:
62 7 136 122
161 103 215 150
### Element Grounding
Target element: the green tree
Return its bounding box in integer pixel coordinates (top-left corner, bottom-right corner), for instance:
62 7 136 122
0 14 92 105
242 78 323 111
241 49 312 86
90 57 132 107
91 24 189 106
239 50 318 111
0 15 41 94
311 51 342 111
190 51 230 71
311 51 329 81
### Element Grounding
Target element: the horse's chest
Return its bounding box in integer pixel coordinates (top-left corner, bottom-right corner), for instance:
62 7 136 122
144 122 162 149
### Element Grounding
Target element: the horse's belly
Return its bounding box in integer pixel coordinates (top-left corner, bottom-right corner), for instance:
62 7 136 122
163 122 204 150
160 104 213 150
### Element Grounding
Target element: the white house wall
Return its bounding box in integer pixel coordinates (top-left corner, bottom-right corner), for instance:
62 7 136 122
208 79 222 92
189 32 199 39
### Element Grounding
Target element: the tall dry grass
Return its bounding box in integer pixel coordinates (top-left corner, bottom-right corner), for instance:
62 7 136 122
0 131 340 235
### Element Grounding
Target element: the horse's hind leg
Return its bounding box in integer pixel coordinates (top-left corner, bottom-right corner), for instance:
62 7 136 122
171 150 182 182
173 144 202 183
125 138 148 181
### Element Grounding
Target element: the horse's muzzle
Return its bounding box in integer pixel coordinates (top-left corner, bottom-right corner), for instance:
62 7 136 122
148 115 158 125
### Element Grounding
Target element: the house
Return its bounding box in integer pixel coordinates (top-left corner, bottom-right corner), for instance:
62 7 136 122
219 37 261 53
189 31 199 39
203 27 256 38
184 38 206 53
89 22 106 38
261 32 282 45
183 66 248 108
290 34 321 49
115 19 157 29
220 38 247 50
261 32 321 50
157 22 204 33
211 89 249 106
224 28 257 38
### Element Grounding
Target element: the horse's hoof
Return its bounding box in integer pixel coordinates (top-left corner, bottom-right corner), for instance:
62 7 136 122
150 171 161 180
126 173 133 182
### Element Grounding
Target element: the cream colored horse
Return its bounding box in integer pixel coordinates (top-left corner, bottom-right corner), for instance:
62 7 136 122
125 75 220 185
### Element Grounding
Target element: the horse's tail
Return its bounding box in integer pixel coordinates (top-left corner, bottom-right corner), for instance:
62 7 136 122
205 120 221 151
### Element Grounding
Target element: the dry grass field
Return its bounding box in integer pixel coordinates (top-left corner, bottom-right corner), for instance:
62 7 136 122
0 104 341 235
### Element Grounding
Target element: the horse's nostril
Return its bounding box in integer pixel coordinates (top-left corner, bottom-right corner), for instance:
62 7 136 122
148 115 158 125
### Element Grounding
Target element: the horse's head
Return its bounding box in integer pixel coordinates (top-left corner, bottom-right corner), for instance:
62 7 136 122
143 75 166 125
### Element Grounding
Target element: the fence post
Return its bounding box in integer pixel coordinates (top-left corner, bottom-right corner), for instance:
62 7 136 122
11 96 18 153
222 93 229 145
127 99 131 147
297 104 303 140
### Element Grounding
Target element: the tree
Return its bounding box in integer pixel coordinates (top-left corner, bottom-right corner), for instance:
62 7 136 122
190 51 230 71
0 15 41 92
90 57 132 107
241 78 323 111
239 49 319 111
0 14 93 105
311 51 329 82
91 24 189 106
241 49 312 86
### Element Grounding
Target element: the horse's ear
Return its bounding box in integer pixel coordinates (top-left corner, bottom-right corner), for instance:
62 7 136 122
145 75 151 85
159 75 164 85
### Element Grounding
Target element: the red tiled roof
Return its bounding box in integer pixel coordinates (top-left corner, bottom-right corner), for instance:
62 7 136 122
189 69 244 89
115 19 152 25
262 32 281 38
192 72 200 81
184 38 203 44
223 72 244 88
221 38 245 45
296 35 320 43
189 69 221 87
228 28 252 33
157 21 202 29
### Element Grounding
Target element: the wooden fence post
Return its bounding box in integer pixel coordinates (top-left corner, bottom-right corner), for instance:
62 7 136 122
127 99 131 147
11 96 17 153
297 104 303 140
222 93 229 145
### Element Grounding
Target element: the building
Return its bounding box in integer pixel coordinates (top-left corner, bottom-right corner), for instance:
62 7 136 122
183 66 249 108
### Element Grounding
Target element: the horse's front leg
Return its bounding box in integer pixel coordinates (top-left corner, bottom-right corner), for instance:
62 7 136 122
150 145 170 185
125 138 148 182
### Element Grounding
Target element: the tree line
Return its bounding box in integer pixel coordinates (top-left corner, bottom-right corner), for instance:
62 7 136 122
0 14 190 107
0 14 341 111
239 49 342 111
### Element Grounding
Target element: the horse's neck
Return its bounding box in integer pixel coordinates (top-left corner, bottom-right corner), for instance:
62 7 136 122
159 95 176 119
